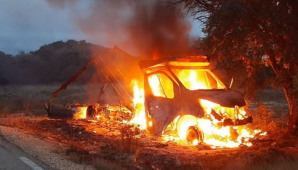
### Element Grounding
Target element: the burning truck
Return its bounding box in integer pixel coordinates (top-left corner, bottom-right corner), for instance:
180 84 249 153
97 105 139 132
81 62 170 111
45 48 261 148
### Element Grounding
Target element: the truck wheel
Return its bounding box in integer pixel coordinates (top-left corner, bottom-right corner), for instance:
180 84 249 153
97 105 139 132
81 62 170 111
186 126 204 143
176 115 197 139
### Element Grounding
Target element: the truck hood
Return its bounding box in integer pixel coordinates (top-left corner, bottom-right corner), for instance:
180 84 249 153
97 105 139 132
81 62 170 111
184 89 246 108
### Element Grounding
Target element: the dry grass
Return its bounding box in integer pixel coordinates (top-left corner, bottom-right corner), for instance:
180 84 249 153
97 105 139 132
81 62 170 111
92 158 125 170
0 83 127 116
230 151 298 170
255 88 288 116
1 113 298 170
0 84 98 115
245 158 298 170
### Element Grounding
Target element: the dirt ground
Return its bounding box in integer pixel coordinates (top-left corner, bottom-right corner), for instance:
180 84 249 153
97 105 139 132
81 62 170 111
1 85 298 170
0 114 298 170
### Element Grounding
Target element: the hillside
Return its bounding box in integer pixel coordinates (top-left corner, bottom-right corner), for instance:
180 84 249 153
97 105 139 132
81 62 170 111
0 40 141 85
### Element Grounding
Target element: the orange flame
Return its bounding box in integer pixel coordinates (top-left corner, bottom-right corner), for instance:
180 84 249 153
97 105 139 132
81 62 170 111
74 106 87 119
130 80 146 129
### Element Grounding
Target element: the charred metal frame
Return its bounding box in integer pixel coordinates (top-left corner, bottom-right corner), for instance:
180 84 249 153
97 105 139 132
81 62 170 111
45 46 135 118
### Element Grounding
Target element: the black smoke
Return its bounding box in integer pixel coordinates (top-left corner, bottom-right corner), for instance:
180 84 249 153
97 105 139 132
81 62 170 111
46 0 192 59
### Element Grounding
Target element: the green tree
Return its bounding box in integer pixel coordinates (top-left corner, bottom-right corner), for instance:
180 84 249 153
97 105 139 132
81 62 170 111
177 0 298 134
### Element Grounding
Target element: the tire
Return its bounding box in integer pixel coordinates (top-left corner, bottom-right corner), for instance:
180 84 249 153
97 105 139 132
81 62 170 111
186 126 204 143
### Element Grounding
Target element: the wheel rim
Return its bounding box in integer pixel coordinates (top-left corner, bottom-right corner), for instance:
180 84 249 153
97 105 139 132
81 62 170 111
186 126 203 143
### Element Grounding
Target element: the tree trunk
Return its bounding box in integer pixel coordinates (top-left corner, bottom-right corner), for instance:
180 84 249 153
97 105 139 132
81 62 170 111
283 87 298 135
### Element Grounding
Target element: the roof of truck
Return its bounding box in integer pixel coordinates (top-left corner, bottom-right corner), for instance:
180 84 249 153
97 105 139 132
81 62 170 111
138 55 210 69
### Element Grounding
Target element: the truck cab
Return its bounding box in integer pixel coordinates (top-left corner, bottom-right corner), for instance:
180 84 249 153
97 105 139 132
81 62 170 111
139 56 252 143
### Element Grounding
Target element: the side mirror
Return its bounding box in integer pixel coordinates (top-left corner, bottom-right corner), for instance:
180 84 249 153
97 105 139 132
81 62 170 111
229 77 234 89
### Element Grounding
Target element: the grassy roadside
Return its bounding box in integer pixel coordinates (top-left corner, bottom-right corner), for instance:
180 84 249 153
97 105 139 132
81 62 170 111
1 85 297 170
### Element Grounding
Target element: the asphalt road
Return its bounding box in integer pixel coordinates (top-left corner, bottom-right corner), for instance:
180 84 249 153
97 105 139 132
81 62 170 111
0 134 51 170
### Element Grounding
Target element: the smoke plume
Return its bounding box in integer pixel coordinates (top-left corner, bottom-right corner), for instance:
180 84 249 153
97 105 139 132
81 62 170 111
46 0 78 9
46 0 192 59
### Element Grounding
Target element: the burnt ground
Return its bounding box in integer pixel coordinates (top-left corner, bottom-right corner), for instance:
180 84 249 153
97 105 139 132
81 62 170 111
0 85 298 170
0 114 298 170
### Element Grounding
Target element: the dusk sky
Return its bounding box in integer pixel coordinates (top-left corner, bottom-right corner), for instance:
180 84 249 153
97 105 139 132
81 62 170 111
0 0 203 55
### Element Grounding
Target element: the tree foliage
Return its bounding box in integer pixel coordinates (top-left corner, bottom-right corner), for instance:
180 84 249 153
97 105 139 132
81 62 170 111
178 0 298 134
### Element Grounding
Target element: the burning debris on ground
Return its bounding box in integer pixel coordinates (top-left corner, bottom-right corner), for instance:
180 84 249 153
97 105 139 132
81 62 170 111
0 114 296 170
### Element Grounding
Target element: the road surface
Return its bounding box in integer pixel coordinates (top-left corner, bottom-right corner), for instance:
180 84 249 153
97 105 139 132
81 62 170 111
0 134 51 170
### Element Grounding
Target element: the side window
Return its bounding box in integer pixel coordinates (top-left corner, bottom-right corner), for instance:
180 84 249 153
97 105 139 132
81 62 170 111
206 72 218 89
206 71 225 89
148 73 174 98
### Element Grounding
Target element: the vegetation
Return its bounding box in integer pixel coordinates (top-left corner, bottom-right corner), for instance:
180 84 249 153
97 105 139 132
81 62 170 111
0 40 107 85
0 84 90 114
176 0 298 135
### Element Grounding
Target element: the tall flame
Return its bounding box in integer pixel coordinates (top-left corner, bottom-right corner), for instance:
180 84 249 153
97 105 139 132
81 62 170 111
187 70 207 90
130 80 146 129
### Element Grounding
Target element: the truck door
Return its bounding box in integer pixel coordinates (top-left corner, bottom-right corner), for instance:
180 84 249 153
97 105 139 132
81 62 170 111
144 72 181 136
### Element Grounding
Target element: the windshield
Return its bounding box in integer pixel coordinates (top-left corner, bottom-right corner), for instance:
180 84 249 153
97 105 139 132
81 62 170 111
172 69 226 90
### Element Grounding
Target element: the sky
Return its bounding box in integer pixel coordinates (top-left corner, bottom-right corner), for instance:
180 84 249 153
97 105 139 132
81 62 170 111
0 0 203 55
